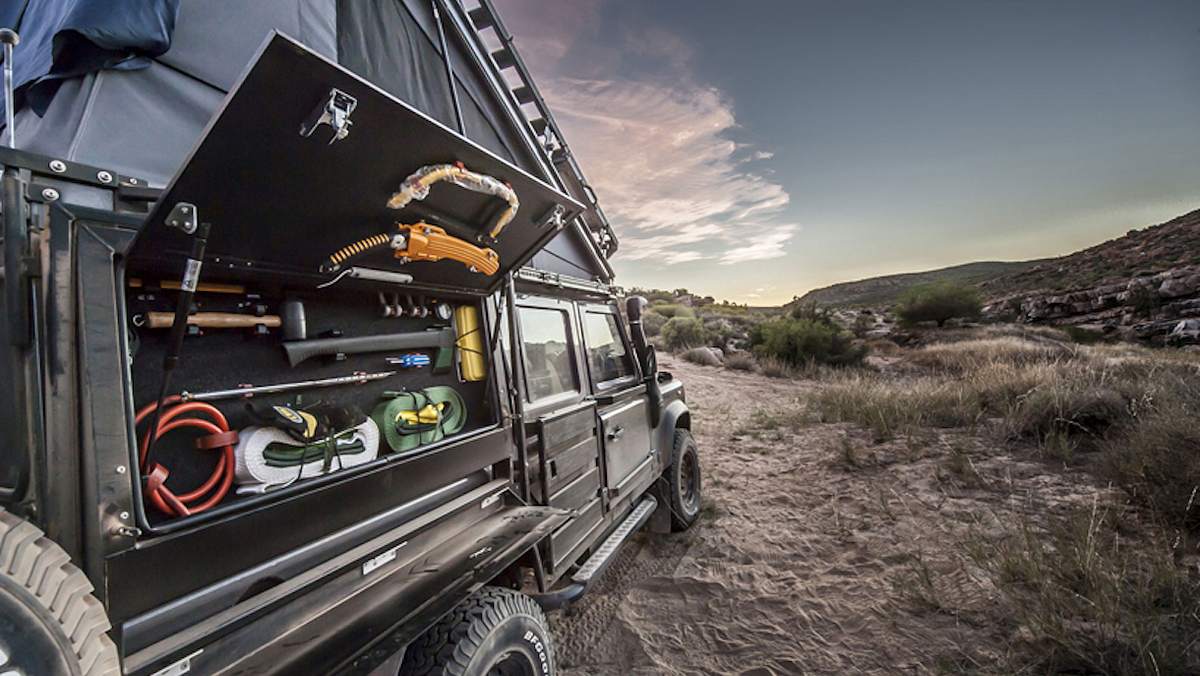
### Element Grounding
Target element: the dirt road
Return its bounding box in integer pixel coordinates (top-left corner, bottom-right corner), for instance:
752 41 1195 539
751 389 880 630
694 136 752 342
550 355 1112 675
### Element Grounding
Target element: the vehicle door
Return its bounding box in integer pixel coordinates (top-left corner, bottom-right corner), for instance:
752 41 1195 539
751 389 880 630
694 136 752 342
577 302 653 499
513 296 605 572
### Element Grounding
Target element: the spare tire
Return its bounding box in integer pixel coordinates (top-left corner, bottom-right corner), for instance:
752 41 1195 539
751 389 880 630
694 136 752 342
0 509 120 676
400 586 553 675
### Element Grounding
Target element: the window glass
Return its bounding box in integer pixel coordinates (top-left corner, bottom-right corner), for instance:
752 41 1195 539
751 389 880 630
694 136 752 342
519 307 578 402
583 312 634 384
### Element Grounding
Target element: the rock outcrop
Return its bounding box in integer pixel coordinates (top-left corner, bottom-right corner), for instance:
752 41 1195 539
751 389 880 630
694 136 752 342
983 264 1200 344
973 208 1200 344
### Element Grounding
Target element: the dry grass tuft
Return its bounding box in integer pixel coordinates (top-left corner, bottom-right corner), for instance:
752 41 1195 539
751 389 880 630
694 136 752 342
812 374 985 441
965 504 1200 675
1100 392 1200 532
724 351 757 372
681 346 722 367
903 337 1073 374
864 337 903 356
758 355 799 379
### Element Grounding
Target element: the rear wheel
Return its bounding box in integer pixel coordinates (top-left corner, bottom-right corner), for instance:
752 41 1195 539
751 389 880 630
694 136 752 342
0 509 120 676
400 586 554 676
668 430 702 531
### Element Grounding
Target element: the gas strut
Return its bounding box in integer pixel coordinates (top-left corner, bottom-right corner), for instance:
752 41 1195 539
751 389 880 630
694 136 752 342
141 204 210 465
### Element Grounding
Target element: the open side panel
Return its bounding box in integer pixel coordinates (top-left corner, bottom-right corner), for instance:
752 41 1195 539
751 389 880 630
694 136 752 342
128 33 583 296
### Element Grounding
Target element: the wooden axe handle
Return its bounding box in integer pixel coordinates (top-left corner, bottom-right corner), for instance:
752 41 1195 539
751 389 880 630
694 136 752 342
144 311 281 329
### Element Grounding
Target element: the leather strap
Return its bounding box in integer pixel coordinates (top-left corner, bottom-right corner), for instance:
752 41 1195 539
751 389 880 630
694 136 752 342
195 429 240 450
146 464 191 517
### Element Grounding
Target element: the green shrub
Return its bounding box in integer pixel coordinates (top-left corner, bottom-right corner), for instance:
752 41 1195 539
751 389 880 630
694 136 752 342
703 317 737 349
660 317 707 350
789 302 833 322
652 304 695 319
896 282 982 327
1064 325 1106 344
751 318 867 367
641 311 667 337
1128 284 1161 317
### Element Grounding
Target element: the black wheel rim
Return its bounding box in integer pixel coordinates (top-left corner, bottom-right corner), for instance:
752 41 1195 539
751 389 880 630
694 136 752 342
680 448 700 515
485 650 540 676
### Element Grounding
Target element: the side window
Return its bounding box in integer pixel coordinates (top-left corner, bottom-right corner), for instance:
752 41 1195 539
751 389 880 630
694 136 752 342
518 307 578 402
582 312 634 385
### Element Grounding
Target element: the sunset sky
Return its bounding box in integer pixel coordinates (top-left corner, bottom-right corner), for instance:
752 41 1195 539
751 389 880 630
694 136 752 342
496 0 1200 304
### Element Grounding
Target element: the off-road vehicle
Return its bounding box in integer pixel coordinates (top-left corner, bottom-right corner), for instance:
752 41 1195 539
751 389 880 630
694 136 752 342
0 2 701 673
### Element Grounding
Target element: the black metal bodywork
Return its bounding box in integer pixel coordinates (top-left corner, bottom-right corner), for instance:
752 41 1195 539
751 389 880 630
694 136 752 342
0 7 691 675
0 140 689 674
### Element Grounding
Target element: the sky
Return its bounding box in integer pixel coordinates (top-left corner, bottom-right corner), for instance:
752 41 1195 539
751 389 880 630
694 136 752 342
495 0 1200 305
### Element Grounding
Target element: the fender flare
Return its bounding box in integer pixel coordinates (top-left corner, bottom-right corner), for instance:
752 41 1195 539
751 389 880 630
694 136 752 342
655 399 691 462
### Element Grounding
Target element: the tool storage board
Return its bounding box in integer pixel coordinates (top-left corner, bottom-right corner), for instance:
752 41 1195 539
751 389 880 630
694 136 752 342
129 32 584 295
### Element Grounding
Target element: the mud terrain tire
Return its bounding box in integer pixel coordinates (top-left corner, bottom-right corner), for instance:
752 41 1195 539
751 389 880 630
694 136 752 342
668 429 702 531
400 586 554 676
0 509 119 676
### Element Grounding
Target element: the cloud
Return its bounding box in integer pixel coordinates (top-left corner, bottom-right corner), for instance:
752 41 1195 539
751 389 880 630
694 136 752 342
545 77 796 264
495 0 796 267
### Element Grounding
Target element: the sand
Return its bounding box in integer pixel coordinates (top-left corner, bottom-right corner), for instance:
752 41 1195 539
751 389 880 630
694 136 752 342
549 354 1117 675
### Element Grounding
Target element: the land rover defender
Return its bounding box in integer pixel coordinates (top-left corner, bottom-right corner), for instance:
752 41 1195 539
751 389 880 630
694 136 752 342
0 2 701 674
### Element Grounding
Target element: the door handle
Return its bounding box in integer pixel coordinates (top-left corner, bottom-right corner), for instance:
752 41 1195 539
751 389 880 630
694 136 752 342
607 426 624 442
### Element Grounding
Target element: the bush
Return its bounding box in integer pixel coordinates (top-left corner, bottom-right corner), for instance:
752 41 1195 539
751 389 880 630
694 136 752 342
1128 284 1161 317
896 282 982 327
703 317 740 350
724 351 757 372
651 303 695 319
751 318 867 367
641 311 667 337
682 346 722 367
660 316 707 351
789 302 833 322
1064 325 1106 344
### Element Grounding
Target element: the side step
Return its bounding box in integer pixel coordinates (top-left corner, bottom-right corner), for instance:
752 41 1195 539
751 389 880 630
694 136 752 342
533 495 657 610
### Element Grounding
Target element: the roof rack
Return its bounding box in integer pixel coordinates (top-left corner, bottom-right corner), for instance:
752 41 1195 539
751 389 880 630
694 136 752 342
516 267 621 296
457 0 619 266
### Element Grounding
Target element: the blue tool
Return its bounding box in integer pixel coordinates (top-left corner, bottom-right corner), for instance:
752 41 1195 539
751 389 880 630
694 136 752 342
386 353 432 369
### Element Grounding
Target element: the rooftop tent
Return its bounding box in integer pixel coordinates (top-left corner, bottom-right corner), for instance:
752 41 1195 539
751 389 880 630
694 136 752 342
2 0 614 282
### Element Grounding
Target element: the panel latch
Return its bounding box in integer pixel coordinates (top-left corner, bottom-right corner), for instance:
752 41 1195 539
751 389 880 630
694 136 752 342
300 88 358 144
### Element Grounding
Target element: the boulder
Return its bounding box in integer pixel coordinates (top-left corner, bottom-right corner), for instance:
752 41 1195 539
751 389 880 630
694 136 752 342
1159 273 1200 299
1169 319 1200 345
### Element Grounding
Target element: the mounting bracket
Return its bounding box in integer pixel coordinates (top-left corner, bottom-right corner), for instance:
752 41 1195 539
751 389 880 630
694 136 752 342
300 88 358 144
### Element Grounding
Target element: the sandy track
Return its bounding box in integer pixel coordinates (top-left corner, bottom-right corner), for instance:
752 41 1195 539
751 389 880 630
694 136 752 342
551 355 1112 675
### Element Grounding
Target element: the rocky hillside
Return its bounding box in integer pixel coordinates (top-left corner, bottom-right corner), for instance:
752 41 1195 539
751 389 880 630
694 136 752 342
981 209 1200 297
981 209 1200 343
794 260 1039 307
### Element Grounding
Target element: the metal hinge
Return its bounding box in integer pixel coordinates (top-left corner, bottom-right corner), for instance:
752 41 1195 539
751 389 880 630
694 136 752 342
300 88 358 144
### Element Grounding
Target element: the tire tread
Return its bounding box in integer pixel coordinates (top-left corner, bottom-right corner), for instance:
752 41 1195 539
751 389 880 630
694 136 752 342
668 429 702 532
401 586 552 676
0 509 119 676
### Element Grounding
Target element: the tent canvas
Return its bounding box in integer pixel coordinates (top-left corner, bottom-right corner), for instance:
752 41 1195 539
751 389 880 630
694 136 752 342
2 0 614 282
